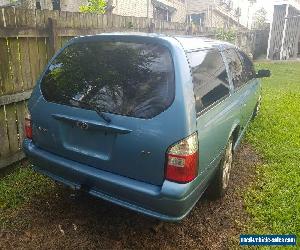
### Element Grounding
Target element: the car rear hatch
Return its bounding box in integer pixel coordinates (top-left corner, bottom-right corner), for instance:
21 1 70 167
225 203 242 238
29 36 182 186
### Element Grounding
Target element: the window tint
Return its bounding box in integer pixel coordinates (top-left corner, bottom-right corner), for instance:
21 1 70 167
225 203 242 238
187 50 230 114
223 49 244 89
238 50 256 83
41 41 175 119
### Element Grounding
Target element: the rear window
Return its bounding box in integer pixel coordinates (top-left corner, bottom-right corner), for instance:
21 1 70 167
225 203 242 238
41 41 175 119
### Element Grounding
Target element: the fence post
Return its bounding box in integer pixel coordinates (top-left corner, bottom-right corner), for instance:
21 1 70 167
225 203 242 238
148 22 155 33
48 17 58 56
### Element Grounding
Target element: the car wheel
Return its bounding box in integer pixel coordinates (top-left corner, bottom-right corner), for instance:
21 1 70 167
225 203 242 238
252 95 262 119
205 137 234 200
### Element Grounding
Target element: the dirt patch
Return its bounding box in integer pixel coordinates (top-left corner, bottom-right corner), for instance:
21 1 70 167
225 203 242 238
0 143 262 250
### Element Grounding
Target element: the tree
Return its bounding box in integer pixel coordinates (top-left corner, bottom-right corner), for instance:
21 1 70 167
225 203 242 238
42 42 162 117
253 7 268 29
216 29 236 43
79 0 107 14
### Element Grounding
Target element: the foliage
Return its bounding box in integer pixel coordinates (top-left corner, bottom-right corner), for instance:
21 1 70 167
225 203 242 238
127 21 134 29
216 29 236 43
79 0 107 14
245 62 300 239
252 7 268 29
0 166 54 210
42 42 165 117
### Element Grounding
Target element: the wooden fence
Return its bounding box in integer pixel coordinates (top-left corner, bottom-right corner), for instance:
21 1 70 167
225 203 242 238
267 4 300 60
0 7 199 169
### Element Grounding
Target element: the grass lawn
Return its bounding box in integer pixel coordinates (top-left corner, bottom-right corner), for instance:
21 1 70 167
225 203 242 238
0 164 54 211
0 163 55 230
245 61 300 238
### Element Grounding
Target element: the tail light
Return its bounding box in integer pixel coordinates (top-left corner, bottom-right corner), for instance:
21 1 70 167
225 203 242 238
165 132 199 183
25 115 32 139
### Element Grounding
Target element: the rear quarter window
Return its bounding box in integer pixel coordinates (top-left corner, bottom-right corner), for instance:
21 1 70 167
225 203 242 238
187 49 230 115
41 41 175 119
237 50 256 83
223 49 244 89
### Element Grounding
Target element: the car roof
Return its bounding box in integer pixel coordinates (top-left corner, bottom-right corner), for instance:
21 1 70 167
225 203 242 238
172 36 235 52
76 32 235 52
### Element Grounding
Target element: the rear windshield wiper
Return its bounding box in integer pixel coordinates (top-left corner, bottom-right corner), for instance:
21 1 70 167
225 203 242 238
62 95 111 124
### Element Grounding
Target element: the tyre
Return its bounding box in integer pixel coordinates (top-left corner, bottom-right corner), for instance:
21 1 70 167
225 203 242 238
205 137 234 200
252 95 262 119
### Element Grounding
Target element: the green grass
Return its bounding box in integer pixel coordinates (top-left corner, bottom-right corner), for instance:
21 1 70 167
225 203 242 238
0 164 54 210
0 164 56 230
245 61 300 238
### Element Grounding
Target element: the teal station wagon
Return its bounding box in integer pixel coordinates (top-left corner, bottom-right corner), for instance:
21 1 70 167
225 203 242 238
23 33 270 221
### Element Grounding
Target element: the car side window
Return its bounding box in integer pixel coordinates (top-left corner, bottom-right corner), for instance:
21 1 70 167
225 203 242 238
238 50 256 83
187 49 230 115
223 49 244 89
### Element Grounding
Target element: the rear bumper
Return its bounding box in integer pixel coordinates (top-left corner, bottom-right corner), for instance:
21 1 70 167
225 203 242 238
23 139 210 221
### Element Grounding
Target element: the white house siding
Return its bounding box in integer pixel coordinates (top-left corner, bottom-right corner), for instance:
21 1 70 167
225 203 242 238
231 0 254 28
187 0 213 14
112 0 149 18
187 0 255 28
60 0 88 12
155 0 187 23
0 0 10 6
39 0 53 10
112 0 187 23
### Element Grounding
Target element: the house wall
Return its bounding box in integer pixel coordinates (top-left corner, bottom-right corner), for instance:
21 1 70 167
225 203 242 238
35 0 88 11
112 0 149 18
231 0 254 28
211 9 232 28
39 0 53 9
210 8 243 29
0 0 10 6
187 0 251 29
187 0 214 14
60 0 88 12
112 0 187 23
156 0 187 22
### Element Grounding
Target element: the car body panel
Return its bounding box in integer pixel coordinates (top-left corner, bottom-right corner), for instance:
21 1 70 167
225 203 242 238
23 33 261 221
24 139 215 221
28 35 196 186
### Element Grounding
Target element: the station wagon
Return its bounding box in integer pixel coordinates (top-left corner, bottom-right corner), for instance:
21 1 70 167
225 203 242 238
23 33 270 221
